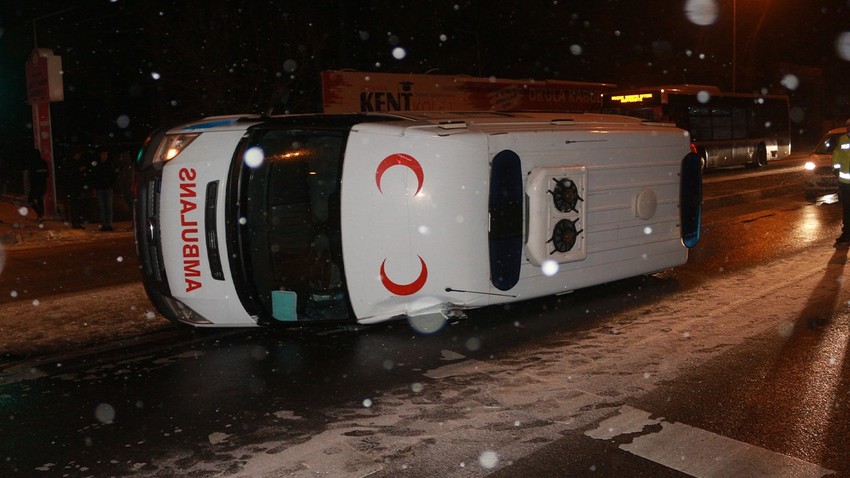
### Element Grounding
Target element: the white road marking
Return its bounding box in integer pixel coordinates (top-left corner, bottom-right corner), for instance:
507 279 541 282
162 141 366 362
586 406 835 477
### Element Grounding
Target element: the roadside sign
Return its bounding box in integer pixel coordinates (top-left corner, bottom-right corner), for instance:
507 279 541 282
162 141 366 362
322 70 614 114
24 49 63 217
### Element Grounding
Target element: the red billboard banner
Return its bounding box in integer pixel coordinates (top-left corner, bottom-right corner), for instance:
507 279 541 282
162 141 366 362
322 70 615 114
25 49 64 105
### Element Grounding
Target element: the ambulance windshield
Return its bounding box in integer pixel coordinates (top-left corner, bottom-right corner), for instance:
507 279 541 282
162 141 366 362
233 128 351 322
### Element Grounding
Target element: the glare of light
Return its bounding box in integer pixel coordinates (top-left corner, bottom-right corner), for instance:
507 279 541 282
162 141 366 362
17 206 28 217
392 47 406 60
116 115 130 129
696 90 711 104
644 226 653 235
411 382 424 393
776 320 794 338
836 32 850 61
479 450 499 469
151 71 161 80
418 225 430 236
283 59 298 73
95 403 116 424
408 314 447 334
781 74 800 91
439 34 448 42
570 44 582 56
362 398 373 408
465 336 481 351
541 259 559 277
243 146 264 168
790 106 806 124
684 0 718 26
804 161 816 171
797 207 823 243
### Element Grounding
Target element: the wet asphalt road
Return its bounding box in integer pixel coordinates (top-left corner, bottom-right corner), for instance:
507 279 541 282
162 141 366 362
2 157 848 477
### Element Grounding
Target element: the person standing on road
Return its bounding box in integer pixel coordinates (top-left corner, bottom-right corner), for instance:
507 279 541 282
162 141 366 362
91 148 116 231
26 148 49 223
832 119 850 245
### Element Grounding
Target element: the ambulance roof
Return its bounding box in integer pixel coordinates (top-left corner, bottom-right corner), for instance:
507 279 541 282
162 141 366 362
167 111 669 136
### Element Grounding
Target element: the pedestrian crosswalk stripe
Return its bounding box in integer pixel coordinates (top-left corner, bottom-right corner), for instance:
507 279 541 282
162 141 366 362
586 406 835 477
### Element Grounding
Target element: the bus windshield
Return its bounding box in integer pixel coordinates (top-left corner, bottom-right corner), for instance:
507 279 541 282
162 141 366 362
233 128 350 322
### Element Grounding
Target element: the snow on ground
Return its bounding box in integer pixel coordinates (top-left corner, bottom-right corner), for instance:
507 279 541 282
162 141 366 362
123 240 849 477
0 282 174 380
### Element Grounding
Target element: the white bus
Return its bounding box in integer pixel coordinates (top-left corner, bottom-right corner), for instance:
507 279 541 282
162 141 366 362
606 85 791 169
134 111 701 327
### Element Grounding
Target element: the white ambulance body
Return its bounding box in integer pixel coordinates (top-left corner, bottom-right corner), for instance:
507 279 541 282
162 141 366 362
134 112 701 327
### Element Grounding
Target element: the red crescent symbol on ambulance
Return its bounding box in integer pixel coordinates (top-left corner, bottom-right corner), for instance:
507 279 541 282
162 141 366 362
380 256 428 296
375 153 424 196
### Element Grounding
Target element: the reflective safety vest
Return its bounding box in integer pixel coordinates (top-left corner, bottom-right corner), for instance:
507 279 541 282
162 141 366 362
832 133 850 184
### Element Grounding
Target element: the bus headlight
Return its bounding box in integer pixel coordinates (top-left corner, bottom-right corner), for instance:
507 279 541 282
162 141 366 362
153 133 200 165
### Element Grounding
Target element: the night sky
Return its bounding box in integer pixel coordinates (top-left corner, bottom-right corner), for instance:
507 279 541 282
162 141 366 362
2 0 850 164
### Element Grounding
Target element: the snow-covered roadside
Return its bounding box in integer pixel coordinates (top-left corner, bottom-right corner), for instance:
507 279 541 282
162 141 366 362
0 283 174 375
131 239 849 477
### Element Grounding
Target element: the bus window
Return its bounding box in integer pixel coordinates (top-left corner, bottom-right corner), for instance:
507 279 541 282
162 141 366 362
732 107 748 139
711 108 732 140
689 107 712 140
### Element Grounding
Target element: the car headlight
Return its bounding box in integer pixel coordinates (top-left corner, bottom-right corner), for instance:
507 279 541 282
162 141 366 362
153 133 200 165
804 161 816 171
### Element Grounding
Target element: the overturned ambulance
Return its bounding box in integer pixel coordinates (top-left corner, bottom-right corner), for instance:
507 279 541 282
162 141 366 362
134 111 701 326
